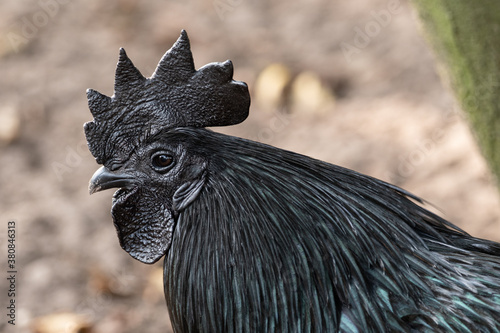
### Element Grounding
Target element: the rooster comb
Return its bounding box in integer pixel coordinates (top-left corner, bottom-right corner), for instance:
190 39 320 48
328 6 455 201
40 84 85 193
84 30 250 165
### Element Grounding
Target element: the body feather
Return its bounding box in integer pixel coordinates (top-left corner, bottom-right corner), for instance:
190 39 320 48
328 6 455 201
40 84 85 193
163 128 500 332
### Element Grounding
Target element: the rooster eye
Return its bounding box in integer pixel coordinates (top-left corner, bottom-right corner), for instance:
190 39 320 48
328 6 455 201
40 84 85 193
151 152 174 172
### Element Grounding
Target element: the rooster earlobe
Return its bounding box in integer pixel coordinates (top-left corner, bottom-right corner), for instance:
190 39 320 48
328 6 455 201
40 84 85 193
152 30 195 83
172 163 207 213
114 48 146 97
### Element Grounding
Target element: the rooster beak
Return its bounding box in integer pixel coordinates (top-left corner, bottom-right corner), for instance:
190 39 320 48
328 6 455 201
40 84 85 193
89 166 135 195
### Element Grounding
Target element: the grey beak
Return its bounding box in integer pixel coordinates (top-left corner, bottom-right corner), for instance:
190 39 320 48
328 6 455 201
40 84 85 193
89 166 135 194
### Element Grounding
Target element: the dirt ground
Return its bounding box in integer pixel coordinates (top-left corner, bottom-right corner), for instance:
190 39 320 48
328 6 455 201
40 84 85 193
1 0 499 332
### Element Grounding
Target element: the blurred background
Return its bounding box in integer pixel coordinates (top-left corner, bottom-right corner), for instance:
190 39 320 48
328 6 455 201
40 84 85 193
1 0 499 332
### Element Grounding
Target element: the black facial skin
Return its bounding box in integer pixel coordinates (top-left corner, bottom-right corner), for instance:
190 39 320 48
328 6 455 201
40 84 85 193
89 128 208 264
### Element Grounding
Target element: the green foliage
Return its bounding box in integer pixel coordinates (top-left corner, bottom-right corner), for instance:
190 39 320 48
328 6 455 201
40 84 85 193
413 0 500 185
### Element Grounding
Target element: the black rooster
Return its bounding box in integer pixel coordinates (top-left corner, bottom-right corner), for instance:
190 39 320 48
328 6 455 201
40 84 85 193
85 31 500 332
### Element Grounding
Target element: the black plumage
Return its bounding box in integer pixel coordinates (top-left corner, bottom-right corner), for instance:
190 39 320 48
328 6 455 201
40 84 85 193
86 31 500 332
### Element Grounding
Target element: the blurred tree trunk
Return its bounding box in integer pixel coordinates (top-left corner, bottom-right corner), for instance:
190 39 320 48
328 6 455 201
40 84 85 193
412 0 500 186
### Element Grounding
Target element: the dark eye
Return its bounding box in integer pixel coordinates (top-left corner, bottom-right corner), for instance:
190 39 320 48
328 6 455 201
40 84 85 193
151 152 174 172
